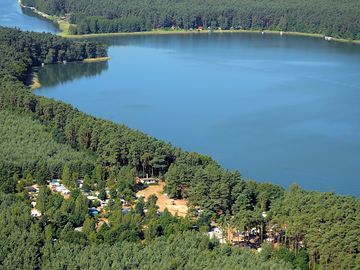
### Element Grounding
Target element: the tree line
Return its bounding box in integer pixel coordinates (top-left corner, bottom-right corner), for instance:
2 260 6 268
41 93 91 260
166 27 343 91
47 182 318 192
23 0 360 39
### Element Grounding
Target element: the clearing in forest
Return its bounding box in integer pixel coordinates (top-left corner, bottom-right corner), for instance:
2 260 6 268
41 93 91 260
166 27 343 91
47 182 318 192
136 182 188 217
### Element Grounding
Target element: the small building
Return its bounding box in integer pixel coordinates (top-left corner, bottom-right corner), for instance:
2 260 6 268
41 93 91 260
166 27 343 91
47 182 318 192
100 199 109 207
89 207 99 216
56 185 70 195
197 26 204 31
87 195 99 201
120 199 130 206
31 209 42 218
136 177 159 185
24 186 37 193
49 179 60 188
251 227 259 235
74 227 83 232
142 178 158 185
208 227 226 244
76 179 84 189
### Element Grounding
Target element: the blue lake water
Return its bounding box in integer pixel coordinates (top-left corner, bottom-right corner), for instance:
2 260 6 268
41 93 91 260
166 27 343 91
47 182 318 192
0 0 58 33
1 1 360 196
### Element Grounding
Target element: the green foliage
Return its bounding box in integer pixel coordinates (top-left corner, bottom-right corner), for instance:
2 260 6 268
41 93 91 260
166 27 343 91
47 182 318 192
24 0 360 39
61 165 71 187
0 110 96 189
36 185 50 213
270 188 360 269
0 192 295 269
73 194 89 226
0 26 359 269
135 197 145 216
98 189 107 201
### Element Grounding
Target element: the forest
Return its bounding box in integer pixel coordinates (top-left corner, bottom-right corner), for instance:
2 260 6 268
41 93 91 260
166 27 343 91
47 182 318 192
22 0 360 39
0 27 359 269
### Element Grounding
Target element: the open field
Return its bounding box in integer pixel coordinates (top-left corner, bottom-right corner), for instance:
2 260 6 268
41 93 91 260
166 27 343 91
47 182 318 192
136 182 188 217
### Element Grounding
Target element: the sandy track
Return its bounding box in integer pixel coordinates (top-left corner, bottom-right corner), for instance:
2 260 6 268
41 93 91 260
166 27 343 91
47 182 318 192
136 182 188 217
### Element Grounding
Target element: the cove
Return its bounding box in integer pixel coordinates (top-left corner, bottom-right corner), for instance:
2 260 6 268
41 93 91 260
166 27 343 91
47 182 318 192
34 33 360 196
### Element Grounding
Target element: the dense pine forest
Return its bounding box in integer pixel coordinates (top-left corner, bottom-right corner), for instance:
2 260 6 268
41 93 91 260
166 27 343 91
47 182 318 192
22 0 360 39
0 27 359 269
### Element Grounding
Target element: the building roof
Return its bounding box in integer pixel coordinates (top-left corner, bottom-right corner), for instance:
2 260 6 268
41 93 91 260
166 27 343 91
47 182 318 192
24 186 37 193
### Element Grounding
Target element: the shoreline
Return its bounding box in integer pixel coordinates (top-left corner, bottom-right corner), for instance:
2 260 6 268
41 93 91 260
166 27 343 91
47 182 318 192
19 0 72 35
18 0 360 45
26 67 41 90
83 57 111 63
64 29 360 45
27 57 110 90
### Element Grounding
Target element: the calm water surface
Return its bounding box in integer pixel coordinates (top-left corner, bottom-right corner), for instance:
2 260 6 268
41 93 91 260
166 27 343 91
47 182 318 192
1 1 360 196
35 34 360 196
0 0 58 33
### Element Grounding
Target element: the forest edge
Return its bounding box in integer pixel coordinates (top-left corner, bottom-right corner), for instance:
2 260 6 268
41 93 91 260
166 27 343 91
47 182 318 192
19 0 360 45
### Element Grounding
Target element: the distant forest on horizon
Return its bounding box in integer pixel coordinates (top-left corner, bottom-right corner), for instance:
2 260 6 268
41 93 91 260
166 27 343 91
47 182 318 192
23 0 360 39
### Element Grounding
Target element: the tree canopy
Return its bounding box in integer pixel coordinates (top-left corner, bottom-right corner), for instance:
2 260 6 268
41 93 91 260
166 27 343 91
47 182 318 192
0 27 359 269
23 0 360 39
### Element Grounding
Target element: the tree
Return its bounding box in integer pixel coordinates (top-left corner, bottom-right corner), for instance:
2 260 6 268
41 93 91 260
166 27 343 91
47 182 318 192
62 165 71 187
34 161 48 185
135 196 145 216
92 164 104 184
83 217 96 236
98 189 107 201
37 186 50 213
82 174 92 192
45 48 56 64
110 187 118 199
73 194 89 225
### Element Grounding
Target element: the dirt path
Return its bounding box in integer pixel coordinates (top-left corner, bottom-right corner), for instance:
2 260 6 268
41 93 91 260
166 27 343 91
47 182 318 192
136 182 188 217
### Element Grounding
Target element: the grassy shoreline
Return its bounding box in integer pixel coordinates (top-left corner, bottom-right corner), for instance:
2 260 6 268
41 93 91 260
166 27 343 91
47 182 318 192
27 57 110 90
19 0 72 35
64 28 360 44
83 57 111 62
19 0 360 45
26 67 41 90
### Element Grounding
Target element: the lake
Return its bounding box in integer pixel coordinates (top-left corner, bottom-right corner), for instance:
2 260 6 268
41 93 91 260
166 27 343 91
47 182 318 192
2 1 360 196
0 0 58 33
